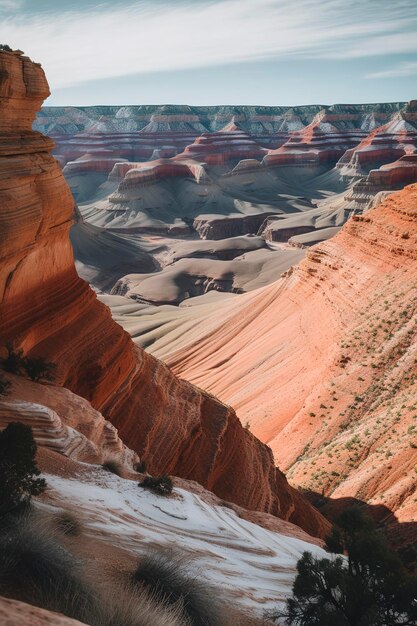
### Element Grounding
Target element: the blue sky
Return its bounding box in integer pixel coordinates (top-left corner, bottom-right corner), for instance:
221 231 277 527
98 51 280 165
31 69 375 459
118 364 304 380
1 0 416 106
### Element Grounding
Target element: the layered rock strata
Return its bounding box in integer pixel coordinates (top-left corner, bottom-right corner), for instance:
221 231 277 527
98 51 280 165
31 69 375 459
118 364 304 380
128 185 417 529
0 50 328 537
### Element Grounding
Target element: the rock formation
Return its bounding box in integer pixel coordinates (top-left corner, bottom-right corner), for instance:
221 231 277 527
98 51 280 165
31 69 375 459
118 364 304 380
37 101 417 301
124 185 417 533
0 49 329 537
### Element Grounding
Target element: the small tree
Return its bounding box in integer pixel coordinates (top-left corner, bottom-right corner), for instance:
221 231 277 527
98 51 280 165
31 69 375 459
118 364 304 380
266 507 417 625
0 44 13 52
0 422 46 516
23 356 56 383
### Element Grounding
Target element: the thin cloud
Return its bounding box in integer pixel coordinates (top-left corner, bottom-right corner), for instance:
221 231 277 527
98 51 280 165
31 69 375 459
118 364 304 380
367 61 417 79
0 0 416 90
0 0 23 10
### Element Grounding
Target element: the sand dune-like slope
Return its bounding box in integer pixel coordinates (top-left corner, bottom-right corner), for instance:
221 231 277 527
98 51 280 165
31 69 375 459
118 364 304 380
41 466 326 617
112 247 304 304
124 186 417 526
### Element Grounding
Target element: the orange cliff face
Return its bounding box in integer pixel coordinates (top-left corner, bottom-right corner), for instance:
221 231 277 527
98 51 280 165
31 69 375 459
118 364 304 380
163 185 417 529
0 50 329 538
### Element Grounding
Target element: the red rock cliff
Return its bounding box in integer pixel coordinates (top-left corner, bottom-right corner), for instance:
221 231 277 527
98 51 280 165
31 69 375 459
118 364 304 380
0 50 328 538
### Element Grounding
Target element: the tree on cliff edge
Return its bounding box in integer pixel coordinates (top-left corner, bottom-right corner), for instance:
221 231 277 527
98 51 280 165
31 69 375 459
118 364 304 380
266 507 417 625
0 422 46 516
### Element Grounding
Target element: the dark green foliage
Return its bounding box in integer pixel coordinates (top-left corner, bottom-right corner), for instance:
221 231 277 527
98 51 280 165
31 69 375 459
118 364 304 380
266 507 417 625
0 375 11 396
0 44 13 52
23 356 56 382
132 551 226 626
0 344 56 383
0 422 46 516
139 474 173 496
101 460 123 476
1 343 25 374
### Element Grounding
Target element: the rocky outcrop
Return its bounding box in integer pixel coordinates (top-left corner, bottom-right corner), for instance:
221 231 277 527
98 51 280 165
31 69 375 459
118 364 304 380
0 50 328 537
179 125 267 165
34 102 407 175
342 153 417 211
194 211 278 240
336 101 417 176
0 373 139 466
263 111 363 167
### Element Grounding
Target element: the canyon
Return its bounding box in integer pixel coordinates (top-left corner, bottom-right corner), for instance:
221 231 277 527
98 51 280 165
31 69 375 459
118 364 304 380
0 49 332 537
1 43 417 624
33 99 417 311
33 85 417 547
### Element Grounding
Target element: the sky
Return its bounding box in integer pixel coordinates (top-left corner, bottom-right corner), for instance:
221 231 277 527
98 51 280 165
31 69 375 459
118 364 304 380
0 0 416 106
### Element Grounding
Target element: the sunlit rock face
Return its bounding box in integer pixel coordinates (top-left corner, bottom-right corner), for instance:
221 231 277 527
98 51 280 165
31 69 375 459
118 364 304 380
139 184 417 537
0 49 331 538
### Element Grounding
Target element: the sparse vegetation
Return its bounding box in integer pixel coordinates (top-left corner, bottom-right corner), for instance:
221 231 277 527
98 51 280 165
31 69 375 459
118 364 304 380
55 510 83 537
139 474 173 496
1 343 25 374
0 519 97 621
0 343 56 383
0 44 13 52
132 551 228 626
23 356 56 382
101 460 123 476
0 515 188 626
0 422 46 517
266 507 417 625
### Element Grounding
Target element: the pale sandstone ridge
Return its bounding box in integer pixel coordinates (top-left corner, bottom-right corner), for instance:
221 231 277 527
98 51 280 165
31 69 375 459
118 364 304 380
0 50 328 537
148 185 417 528
0 374 139 466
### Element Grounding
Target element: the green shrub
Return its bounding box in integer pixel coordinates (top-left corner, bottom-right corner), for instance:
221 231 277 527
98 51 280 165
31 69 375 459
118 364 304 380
0 422 46 516
140 475 173 496
0 343 25 374
266 507 417 624
23 356 56 382
0 344 56 383
101 460 123 476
